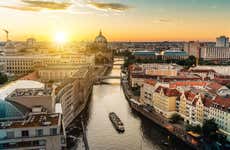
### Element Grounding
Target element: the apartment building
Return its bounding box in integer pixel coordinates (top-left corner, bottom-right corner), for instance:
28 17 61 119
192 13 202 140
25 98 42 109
153 86 180 118
0 112 66 150
6 88 55 113
200 47 230 60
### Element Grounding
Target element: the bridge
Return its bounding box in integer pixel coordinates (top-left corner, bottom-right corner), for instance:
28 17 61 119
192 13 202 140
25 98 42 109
94 75 121 84
97 75 121 80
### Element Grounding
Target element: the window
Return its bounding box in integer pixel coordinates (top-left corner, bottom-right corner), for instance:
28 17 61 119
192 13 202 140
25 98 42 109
35 129 43 136
6 131 14 139
21 130 29 137
50 128 57 135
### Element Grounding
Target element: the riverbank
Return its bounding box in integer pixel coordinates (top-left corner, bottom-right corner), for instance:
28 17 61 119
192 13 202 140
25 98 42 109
67 65 111 129
121 78 199 150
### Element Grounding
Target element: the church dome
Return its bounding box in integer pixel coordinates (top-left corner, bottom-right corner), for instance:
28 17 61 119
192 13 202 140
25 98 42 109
95 30 107 44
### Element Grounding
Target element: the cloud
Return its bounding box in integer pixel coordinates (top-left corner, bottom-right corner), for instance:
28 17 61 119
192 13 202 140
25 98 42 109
88 1 130 11
0 5 41 11
0 0 72 11
22 0 71 10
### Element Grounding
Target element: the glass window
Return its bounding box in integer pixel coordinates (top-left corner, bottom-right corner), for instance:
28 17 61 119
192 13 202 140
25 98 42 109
35 129 43 136
21 130 29 137
6 131 14 139
50 128 57 135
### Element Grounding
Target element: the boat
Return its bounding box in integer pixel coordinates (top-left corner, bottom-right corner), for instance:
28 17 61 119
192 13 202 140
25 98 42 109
109 112 125 132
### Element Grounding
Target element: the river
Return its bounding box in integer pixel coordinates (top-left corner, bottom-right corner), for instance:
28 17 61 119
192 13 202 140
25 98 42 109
69 62 193 150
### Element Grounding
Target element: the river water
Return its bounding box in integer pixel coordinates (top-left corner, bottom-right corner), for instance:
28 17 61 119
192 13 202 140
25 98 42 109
69 63 193 150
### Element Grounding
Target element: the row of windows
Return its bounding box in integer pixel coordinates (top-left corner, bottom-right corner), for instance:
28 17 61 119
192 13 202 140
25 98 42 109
0 140 46 149
5 128 58 139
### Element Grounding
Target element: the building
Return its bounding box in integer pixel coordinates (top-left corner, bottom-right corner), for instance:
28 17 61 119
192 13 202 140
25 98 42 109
0 63 6 72
140 80 157 106
161 50 188 60
26 38 36 49
0 54 95 74
153 86 180 118
184 41 201 58
216 36 229 47
0 110 66 150
54 67 94 128
200 47 230 60
6 88 55 113
38 64 81 82
132 51 157 60
207 96 230 141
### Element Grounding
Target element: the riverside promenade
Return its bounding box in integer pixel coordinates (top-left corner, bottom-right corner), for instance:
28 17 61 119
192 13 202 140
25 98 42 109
121 78 200 150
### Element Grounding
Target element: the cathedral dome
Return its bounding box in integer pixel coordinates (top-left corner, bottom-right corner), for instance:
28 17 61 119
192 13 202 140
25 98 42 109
95 30 107 44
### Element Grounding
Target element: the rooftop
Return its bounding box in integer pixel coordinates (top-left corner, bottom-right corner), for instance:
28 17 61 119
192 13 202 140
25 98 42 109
8 88 52 98
132 51 156 56
0 113 60 129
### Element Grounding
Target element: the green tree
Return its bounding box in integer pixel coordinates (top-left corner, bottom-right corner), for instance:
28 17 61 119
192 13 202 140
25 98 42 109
169 113 182 124
202 119 218 137
0 72 8 84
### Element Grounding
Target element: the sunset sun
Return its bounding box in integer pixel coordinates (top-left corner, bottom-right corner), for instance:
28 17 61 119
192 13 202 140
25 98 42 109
54 32 68 44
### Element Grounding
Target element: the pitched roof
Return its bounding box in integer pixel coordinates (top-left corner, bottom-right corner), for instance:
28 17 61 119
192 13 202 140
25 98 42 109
144 79 157 86
155 86 180 97
211 96 230 111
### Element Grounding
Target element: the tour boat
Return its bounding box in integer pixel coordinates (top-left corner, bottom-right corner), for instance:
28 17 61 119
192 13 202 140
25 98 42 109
109 112 125 132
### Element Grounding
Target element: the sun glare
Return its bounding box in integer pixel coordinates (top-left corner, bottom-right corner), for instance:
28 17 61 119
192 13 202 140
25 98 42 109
54 32 68 44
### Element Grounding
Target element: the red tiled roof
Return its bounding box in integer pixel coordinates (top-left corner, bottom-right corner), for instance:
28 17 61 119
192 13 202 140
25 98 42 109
184 91 196 101
144 79 157 86
206 82 223 92
155 86 181 97
190 69 216 73
211 96 230 111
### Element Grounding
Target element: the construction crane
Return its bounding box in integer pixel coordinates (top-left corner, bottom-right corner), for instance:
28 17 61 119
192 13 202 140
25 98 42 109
2 29 9 42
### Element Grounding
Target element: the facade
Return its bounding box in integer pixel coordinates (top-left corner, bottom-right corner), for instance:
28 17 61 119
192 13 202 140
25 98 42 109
153 86 180 118
0 112 66 150
140 80 157 106
216 36 229 47
200 47 230 60
184 41 201 58
161 50 188 60
0 54 95 74
38 64 81 82
54 67 94 128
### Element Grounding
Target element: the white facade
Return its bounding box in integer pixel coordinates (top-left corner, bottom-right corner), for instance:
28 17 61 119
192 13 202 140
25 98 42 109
0 54 95 74
200 47 230 60
0 113 66 150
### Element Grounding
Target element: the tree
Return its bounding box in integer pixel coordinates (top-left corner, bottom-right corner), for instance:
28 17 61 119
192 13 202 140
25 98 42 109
186 124 202 134
169 113 182 124
0 72 8 84
202 119 218 137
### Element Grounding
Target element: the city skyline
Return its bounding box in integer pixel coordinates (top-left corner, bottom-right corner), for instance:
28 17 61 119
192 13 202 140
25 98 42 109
0 0 230 42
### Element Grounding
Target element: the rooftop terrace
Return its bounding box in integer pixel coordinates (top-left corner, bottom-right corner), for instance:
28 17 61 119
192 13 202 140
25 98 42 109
8 88 52 98
0 113 60 129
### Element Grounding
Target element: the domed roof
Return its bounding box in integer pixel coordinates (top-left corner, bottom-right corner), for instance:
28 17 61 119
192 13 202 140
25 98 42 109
0 100 29 120
95 30 107 43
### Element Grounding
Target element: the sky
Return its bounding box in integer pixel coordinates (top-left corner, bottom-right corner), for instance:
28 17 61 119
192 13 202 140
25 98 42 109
0 0 230 42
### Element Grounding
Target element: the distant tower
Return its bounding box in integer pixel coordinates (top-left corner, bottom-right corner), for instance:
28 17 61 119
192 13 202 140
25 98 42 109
2 29 9 42
216 36 229 47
